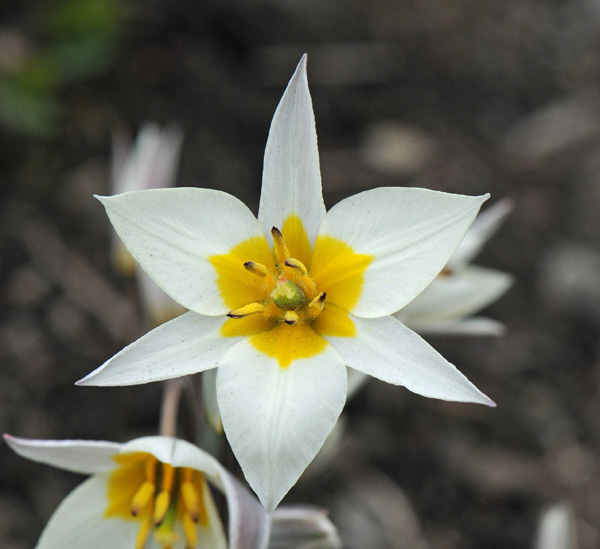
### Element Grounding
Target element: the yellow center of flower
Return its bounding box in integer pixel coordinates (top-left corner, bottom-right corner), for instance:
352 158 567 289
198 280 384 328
105 452 210 549
209 214 373 368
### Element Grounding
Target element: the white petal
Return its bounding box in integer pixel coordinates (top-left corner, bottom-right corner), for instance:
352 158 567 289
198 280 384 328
325 315 495 406
122 437 271 549
259 55 326 246
399 266 513 328
412 317 507 337
97 188 266 315
121 436 221 478
37 476 138 549
451 198 513 265
317 187 488 318
78 312 234 386
217 339 347 511
4 435 121 475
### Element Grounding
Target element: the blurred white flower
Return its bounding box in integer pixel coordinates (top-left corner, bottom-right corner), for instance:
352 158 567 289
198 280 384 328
4 434 269 549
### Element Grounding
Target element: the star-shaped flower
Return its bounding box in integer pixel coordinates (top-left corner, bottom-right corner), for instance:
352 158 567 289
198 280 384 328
79 55 494 510
4 435 269 549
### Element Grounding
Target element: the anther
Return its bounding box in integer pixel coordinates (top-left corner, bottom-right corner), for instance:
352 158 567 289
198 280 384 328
284 257 308 275
153 463 175 526
181 481 199 522
271 227 290 263
182 512 198 548
244 261 270 277
305 292 326 321
283 311 299 325
228 302 266 318
310 292 326 308
131 481 156 516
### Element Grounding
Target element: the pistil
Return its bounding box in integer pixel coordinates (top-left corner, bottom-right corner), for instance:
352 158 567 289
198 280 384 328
227 226 328 327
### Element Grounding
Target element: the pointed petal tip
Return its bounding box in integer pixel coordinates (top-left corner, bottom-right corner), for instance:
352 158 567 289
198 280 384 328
75 368 102 387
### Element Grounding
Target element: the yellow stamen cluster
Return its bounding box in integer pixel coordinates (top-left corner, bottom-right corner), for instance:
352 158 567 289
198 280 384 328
106 453 209 549
227 227 325 327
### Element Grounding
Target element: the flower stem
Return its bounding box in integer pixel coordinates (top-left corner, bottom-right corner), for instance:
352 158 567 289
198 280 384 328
159 379 185 438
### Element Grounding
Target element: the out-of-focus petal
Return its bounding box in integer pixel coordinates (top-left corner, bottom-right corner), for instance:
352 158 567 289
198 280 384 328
412 316 507 337
202 368 223 434
398 265 513 328
259 55 326 251
217 339 347 511
325 314 495 406
37 476 139 549
97 188 269 315
534 503 577 549
315 187 488 318
78 312 233 386
269 505 342 549
3 435 121 475
451 198 513 265
346 369 368 400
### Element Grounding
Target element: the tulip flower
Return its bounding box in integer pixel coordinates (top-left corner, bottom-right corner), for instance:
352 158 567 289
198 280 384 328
4 434 270 549
79 55 494 510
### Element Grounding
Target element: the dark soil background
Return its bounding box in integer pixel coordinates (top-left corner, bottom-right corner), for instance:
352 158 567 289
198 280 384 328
2 1 600 548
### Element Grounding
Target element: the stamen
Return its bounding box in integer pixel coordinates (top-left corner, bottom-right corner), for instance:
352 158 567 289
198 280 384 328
271 227 290 263
131 455 157 516
182 512 198 549
244 261 270 277
283 311 298 325
131 481 156 516
227 302 266 318
153 463 175 526
135 514 153 549
306 292 326 320
180 470 199 522
284 257 308 275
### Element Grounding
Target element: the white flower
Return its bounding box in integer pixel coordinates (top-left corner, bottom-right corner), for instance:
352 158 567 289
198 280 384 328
79 55 494 510
397 198 514 336
4 434 270 549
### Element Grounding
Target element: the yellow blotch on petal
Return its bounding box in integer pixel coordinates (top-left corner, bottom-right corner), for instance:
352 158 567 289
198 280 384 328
312 302 356 337
250 323 327 369
221 315 277 338
281 214 312 267
106 453 150 518
309 235 373 311
209 236 276 310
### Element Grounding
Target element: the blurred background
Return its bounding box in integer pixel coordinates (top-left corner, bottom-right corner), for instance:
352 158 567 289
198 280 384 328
2 1 600 547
